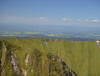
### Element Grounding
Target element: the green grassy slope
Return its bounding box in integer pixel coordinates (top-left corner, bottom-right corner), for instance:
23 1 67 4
0 38 100 76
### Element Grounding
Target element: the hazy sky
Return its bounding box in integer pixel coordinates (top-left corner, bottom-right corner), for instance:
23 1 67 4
0 0 100 26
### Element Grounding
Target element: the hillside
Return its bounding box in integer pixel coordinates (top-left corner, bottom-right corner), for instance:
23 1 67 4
0 38 100 76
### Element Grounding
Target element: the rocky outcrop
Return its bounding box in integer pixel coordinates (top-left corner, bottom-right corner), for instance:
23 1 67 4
22 69 27 76
47 54 77 76
0 41 7 75
0 39 77 76
96 40 100 48
10 52 20 75
61 61 77 76
25 54 30 66
0 40 21 75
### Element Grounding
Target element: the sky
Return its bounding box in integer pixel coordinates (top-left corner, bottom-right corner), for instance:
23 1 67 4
0 0 100 26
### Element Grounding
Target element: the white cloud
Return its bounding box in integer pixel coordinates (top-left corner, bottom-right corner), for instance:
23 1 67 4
62 18 70 21
76 19 90 22
0 16 48 24
62 18 67 21
76 19 82 22
91 19 100 23
0 16 100 25
39 17 46 20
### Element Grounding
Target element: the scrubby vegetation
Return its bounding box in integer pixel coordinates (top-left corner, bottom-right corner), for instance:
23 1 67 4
0 38 100 76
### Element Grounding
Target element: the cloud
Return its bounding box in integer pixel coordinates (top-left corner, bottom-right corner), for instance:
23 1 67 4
62 18 68 21
76 19 82 22
75 19 90 22
61 18 71 22
0 16 100 26
0 16 47 24
91 19 100 23
39 17 46 20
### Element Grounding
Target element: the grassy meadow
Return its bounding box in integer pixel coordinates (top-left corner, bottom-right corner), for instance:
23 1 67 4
0 38 100 76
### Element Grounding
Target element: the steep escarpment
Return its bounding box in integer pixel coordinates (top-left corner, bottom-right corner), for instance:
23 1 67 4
0 39 77 76
0 38 100 76
0 40 22 76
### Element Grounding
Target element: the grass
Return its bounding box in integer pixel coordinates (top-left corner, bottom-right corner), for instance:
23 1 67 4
0 38 100 76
